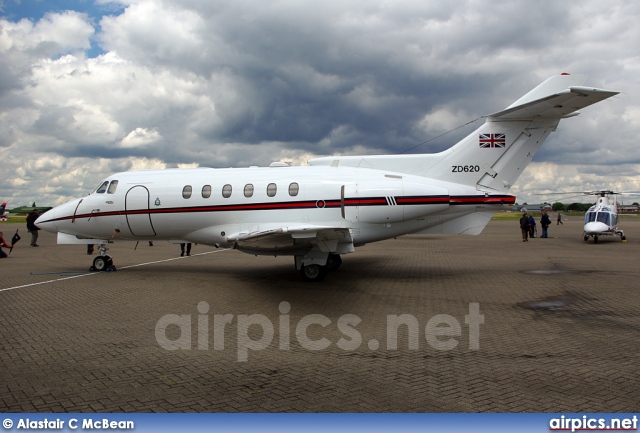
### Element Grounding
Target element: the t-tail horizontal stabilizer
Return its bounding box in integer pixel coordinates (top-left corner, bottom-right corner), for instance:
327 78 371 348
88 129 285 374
307 74 619 194
490 75 619 120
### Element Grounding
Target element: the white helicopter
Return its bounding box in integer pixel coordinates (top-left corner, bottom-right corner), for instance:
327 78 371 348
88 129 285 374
542 190 635 243
36 74 618 280
582 190 632 243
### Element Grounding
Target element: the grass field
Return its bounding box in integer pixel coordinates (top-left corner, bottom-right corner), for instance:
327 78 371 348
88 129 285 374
1 215 28 224
492 210 580 221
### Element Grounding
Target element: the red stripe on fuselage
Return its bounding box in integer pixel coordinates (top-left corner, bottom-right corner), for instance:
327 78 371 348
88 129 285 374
450 195 516 205
396 196 450 205
40 194 515 223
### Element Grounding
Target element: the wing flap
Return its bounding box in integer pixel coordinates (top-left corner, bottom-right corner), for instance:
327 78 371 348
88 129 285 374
229 225 354 256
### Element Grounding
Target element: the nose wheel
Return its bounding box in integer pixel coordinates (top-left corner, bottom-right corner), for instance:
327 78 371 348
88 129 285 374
89 245 116 272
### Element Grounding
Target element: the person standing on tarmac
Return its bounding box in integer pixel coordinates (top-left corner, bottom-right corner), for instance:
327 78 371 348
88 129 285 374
519 212 530 242
180 243 192 256
528 214 536 238
26 208 40 247
540 211 551 238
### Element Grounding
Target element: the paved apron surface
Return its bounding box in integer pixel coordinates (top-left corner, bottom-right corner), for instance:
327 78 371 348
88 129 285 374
1 218 638 412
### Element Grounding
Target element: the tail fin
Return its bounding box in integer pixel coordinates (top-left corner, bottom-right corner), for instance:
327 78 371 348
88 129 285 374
426 74 618 191
309 74 619 192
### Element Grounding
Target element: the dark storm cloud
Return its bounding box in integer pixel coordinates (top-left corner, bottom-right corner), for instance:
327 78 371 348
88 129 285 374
97 1 572 158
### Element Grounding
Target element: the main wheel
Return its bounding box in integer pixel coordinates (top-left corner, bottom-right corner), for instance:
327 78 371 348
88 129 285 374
300 264 328 282
93 255 113 271
584 235 589 242
326 254 342 271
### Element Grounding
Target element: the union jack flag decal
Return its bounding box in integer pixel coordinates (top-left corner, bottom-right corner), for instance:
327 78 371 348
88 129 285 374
479 133 506 148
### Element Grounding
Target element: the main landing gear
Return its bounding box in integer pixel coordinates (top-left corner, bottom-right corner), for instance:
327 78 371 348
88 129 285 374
583 231 626 243
298 254 342 282
89 244 116 272
617 229 627 242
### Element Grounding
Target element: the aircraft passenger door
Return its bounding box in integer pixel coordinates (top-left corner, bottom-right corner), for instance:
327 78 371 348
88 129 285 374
343 184 359 222
125 186 157 237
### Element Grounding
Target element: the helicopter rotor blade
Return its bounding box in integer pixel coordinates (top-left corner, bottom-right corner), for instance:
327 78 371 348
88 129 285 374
532 192 593 202
534 189 640 197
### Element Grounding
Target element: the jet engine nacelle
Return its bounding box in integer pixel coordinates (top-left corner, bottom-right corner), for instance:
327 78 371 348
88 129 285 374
343 181 449 224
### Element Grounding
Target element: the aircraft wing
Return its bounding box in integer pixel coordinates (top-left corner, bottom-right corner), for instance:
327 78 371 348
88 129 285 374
489 86 619 120
227 225 355 256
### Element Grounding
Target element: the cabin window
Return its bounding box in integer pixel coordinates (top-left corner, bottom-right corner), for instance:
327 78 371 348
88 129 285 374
244 184 254 198
222 184 232 198
96 181 109 194
182 185 192 199
107 180 119 194
288 182 299 197
267 183 277 197
202 185 212 198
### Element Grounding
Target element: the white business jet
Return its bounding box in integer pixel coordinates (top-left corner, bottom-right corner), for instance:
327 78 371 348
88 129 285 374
36 74 618 280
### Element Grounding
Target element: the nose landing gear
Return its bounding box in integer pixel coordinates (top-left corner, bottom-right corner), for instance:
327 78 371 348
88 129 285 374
89 244 116 272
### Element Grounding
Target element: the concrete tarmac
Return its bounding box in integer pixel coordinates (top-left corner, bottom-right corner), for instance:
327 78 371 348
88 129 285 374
1 217 639 412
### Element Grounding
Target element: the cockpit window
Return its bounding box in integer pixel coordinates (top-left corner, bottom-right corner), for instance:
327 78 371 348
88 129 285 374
95 181 109 194
585 212 596 223
107 180 118 194
596 212 610 226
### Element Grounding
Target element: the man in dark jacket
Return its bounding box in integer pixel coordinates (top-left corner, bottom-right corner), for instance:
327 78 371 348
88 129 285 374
519 212 530 242
540 211 552 238
26 208 40 247
528 214 536 238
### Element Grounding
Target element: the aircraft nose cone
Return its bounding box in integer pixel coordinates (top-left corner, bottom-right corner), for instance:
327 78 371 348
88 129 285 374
35 207 58 233
584 221 609 234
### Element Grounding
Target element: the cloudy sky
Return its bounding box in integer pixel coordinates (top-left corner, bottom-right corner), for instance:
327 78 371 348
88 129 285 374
1 0 639 207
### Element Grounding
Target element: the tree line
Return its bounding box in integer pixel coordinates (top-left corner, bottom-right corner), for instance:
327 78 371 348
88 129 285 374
551 202 640 212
